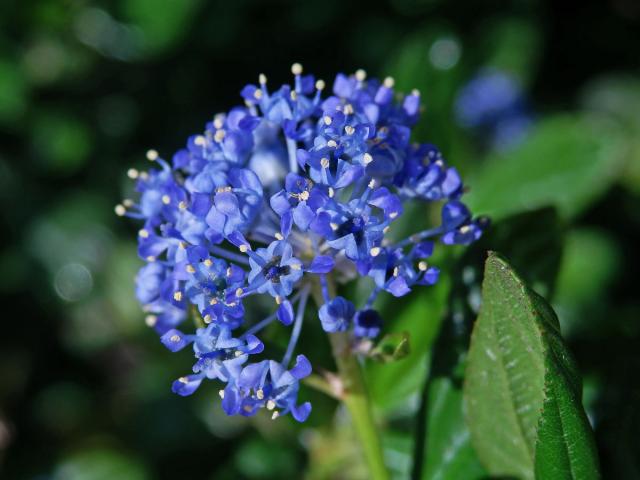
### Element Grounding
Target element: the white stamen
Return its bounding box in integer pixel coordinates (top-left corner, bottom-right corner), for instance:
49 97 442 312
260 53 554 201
235 288 243 297
194 135 206 146
162 195 171 205
145 315 157 327
178 201 187 210
383 76 395 88
259 73 267 84
393 267 399 277
343 104 354 115
411 88 420 96
363 153 373 165
203 259 213 267
418 261 428 271
315 79 325 90
275 232 284 240
327 140 337 148
299 190 310 201
345 125 355 135
123 199 134 207
291 63 303 75
370 247 381 257
170 334 181 342
214 129 226 143
219 389 225 399
179 376 188 384
115 204 126 216
256 389 264 400
254 89 263 99
290 263 301 270
323 116 332 125
146 256 156 262
186 264 196 274
239 245 248 253
204 314 212 324
173 291 183 301
146 149 158 161
266 400 276 410
271 411 280 420
127 168 139 179
328 187 335 198
320 157 330 169
355 69 367 82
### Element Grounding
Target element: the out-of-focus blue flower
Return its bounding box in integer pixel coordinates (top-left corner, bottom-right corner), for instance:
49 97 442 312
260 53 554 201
119 64 486 422
354 309 383 338
455 69 533 151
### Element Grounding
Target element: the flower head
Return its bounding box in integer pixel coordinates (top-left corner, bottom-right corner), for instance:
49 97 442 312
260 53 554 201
120 64 487 422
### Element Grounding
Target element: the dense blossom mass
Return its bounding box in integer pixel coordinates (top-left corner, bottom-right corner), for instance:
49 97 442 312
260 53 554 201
119 65 487 422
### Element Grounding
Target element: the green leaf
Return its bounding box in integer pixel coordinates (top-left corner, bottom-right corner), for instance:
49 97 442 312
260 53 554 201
53 448 149 480
534 339 600 479
466 114 625 220
123 0 202 55
553 228 621 336
480 16 542 86
464 253 600 479
580 75 640 196
413 208 561 478
421 378 485 480
0 58 28 126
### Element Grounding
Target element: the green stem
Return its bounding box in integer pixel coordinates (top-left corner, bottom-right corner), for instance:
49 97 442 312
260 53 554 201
329 331 390 480
310 281 389 480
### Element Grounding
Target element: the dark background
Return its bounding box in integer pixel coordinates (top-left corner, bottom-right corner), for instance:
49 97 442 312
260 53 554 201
1 0 639 478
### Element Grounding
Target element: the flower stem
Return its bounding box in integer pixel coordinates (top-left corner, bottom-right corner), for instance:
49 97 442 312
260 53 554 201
310 281 389 480
328 331 390 480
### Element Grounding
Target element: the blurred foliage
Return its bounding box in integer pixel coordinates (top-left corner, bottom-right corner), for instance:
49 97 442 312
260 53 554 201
1 0 639 479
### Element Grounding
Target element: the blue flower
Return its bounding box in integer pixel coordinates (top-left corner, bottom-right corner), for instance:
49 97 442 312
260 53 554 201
231 354 312 421
247 240 304 299
319 297 355 332
270 172 328 233
121 64 486 422
354 309 383 338
455 69 533 151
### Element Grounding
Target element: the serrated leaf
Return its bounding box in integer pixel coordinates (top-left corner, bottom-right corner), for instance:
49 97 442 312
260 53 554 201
466 114 624 220
464 253 600 479
464 254 546 479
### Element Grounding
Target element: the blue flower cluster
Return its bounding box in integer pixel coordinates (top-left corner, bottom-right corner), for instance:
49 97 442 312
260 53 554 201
119 64 487 422
454 69 533 151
